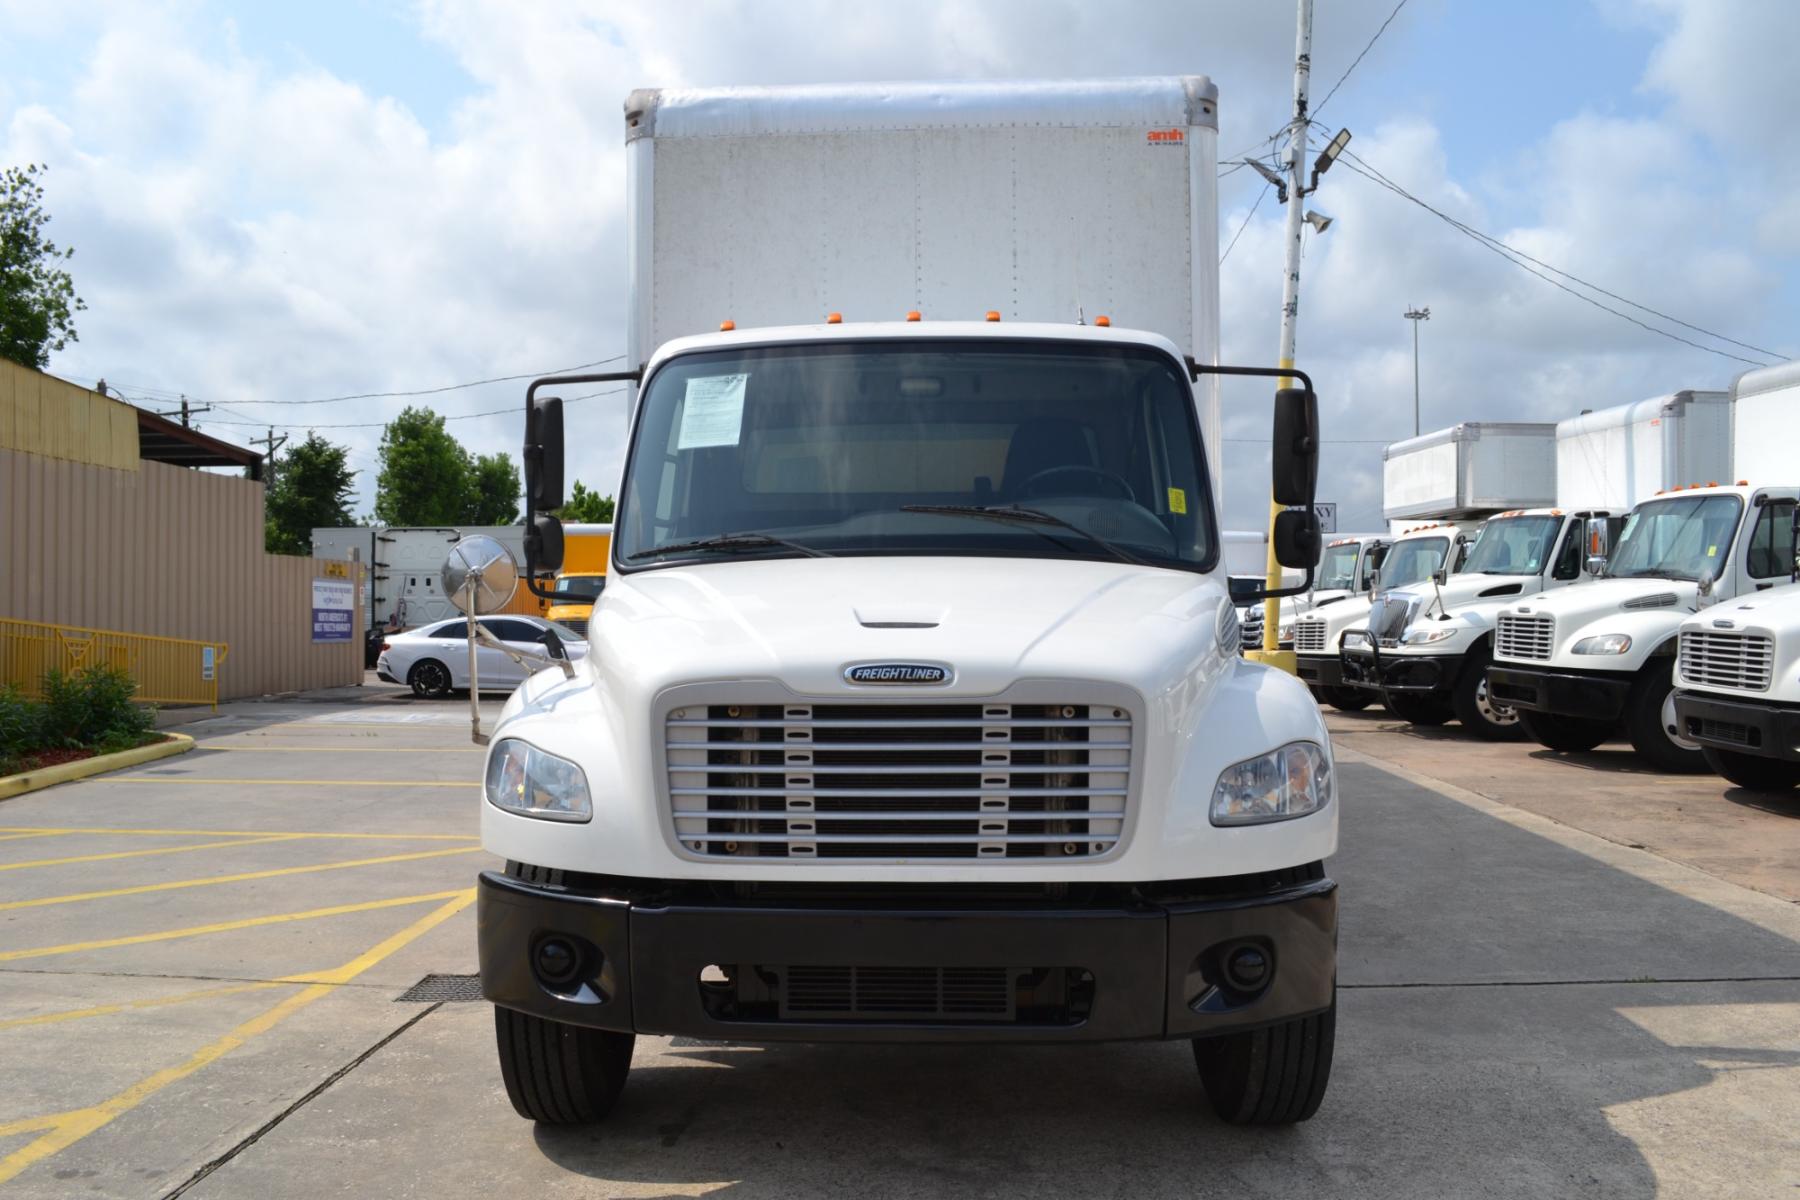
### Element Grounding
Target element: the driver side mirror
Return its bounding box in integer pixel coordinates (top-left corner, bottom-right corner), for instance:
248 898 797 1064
1584 515 1610 576
1273 508 1321 569
1272 388 1319 507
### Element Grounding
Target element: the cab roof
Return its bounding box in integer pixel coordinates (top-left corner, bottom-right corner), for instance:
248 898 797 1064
646 320 1187 373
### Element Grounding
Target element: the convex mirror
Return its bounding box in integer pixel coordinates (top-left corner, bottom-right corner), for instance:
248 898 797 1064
444 535 520 615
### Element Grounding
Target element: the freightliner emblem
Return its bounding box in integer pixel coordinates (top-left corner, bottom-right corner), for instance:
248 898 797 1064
844 663 951 685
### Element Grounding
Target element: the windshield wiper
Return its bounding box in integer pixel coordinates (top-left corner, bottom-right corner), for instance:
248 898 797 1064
1618 567 1688 580
625 532 832 561
901 504 1146 565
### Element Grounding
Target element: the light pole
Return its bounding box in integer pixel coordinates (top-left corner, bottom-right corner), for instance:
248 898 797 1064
1404 306 1430 436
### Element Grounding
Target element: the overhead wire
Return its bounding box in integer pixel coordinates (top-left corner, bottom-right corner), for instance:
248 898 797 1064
200 387 630 430
1313 0 1411 117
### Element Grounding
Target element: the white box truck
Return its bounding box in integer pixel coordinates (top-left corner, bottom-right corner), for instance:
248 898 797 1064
465 78 1337 1127
1554 390 1730 511
1382 422 1558 523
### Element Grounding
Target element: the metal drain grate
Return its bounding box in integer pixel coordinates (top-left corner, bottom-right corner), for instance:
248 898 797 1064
395 973 483 1002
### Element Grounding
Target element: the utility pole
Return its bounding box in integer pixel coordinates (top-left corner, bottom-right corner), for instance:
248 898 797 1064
250 427 288 488
156 394 213 427
1404 307 1430 436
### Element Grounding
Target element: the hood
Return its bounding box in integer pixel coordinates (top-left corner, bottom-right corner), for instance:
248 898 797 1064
1381 571 1539 618
588 556 1232 700
1503 576 1696 627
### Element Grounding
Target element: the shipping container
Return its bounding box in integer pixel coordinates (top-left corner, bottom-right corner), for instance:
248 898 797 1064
1554 390 1730 510
1382 422 1557 521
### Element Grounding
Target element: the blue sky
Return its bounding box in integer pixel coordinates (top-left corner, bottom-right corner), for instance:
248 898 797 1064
2 0 1794 532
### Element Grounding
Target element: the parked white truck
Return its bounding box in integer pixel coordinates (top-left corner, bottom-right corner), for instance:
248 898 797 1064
1382 422 1558 526
463 79 1337 1128
1337 508 1622 737
1554 390 1730 510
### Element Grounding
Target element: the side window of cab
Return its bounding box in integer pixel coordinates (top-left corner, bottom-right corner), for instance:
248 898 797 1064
1746 499 1798 579
1552 523 1583 580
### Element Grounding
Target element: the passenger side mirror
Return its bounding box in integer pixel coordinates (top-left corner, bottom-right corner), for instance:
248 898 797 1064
1273 508 1321 569
1584 515 1610 576
525 396 565 511
1271 388 1319 507
1432 566 1448 587
443 535 520 616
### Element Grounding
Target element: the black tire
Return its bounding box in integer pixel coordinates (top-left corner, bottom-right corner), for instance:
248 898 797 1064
1322 686 1372 712
1383 691 1452 725
1193 991 1335 1124
494 1006 635 1124
1516 707 1613 753
1451 652 1525 741
1623 658 1707 772
1702 747 1800 792
408 659 452 699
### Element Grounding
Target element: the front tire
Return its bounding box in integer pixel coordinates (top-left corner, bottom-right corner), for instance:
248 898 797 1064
1322 686 1372 712
495 1007 635 1124
1384 691 1452 725
408 659 452 699
1624 658 1707 772
1193 992 1336 1124
1451 650 1525 741
1517 707 1613 752
1703 747 1800 792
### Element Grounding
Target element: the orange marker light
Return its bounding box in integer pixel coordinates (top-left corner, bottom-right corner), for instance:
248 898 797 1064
719 319 736 332
1095 315 1112 327
1738 479 1748 486
985 311 1001 322
1706 481 1717 488
826 312 842 324
905 310 922 322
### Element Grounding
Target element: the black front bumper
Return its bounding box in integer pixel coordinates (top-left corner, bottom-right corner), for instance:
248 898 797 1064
1295 654 1344 689
477 870 1337 1044
1672 691 1800 761
1486 664 1632 720
1339 639 1455 696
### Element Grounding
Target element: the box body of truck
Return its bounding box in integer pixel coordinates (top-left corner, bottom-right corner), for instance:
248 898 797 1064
1729 359 1800 485
1554 390 1731 511
1382 422 1557 522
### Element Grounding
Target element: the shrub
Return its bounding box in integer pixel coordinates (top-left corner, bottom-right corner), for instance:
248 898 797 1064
37 665 155 751
0 684 44 763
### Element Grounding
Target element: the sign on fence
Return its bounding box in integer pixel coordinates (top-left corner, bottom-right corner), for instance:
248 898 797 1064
311 578 356 643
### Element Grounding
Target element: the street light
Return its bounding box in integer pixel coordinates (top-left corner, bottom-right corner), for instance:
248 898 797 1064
1404 306 1430 436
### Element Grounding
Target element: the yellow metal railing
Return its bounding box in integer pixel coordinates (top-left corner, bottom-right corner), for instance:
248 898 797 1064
0 619 228 709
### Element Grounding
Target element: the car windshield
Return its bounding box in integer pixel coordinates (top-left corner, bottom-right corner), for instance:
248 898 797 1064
1316 543 1360 591
1608 495 1743 580
552 575 605 600
1461 515 1559 576
616 340 1216 571
1378 536 1449 588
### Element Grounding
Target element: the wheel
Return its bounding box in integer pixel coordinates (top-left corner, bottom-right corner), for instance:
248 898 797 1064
1383 691 1452 725
1623 658 1707 772
494 1007 635 1124
1322 686 1372 712
1451 651 1525 741
1516 707 1613 753
407 659 453 699
1193 991 1335 1124
1702 747 1800 792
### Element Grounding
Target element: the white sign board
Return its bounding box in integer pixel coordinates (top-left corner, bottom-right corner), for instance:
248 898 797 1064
311 577 356 643
1312 503 1337 534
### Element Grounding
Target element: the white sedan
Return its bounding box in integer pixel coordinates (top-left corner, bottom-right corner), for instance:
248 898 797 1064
375 616 589 698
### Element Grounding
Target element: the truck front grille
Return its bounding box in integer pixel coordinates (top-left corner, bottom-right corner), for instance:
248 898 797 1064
1292 620 1328 654
1679 631 1773 692
664 700 1132 861
559 617 589 638
1496 613 1555 661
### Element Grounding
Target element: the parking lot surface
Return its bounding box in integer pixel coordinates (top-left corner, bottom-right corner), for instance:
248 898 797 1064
0 685 1795 1197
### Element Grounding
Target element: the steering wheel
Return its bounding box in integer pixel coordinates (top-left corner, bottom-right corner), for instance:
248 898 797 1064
1016 465 1137 504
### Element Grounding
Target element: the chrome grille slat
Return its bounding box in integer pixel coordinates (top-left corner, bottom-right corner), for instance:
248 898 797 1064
665 699 1133 862
1496 613 1555 661
1679 631 1774 692
1293 620 1327 653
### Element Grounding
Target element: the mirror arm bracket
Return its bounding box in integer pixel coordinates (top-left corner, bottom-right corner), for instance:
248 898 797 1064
1244 566 1316 603
522 368 642 599
1184 358 1316 395
471 622 575 681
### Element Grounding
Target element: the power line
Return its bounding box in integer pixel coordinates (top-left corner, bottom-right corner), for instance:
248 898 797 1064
1313 0 1411 117
1332 147 1780 366
1219 181 1272 265
200 387 629 430
202 355 628 407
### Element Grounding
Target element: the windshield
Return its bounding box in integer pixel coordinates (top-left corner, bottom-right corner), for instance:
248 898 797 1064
1461 516 1559 576
1316 544 1360 591
1608 495 1743 580
617 340 1216 571
551 574 605 600
1378 536 1449 589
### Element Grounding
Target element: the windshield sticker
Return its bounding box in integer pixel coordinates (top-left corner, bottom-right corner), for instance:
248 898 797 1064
1167 487 1188 515
677 373 749 449
1707 544 1717 557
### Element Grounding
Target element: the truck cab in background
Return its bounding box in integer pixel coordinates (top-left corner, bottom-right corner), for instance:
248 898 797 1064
1292 523 1470 711
1489 483 1800 769
1671 579 1800 792
543 524 613 637
1338 509 1619 738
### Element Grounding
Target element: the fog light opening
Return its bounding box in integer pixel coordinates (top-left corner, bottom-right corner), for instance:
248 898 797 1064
533 936 582 987
1224 945 1270 992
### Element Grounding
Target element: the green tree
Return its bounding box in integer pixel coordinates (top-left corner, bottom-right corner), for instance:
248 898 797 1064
467 451 521 525
264 433 357 554
374 406 471 525
557 479 615 523
0 164 86 369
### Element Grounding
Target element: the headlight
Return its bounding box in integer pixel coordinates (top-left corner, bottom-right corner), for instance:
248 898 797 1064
1402 626 1459 645
1278 624 1294 640
1211 741 1333 826
1572 633 1632 655
485 738 592 822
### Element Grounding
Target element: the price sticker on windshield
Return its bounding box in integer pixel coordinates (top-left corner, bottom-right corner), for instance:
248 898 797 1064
677 373 749 449
1167 487 1188 514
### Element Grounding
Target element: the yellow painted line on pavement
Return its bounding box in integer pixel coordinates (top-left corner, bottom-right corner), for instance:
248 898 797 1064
0 846 482 913
0 887 472 962
0 831 69 844
0 825 477 841
0 982 282 1032
103 776 478 788
0 834 309 873
0 889 475 1185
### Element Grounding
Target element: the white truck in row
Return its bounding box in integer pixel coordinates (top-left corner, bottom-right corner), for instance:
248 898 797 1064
460 78 1340 1128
